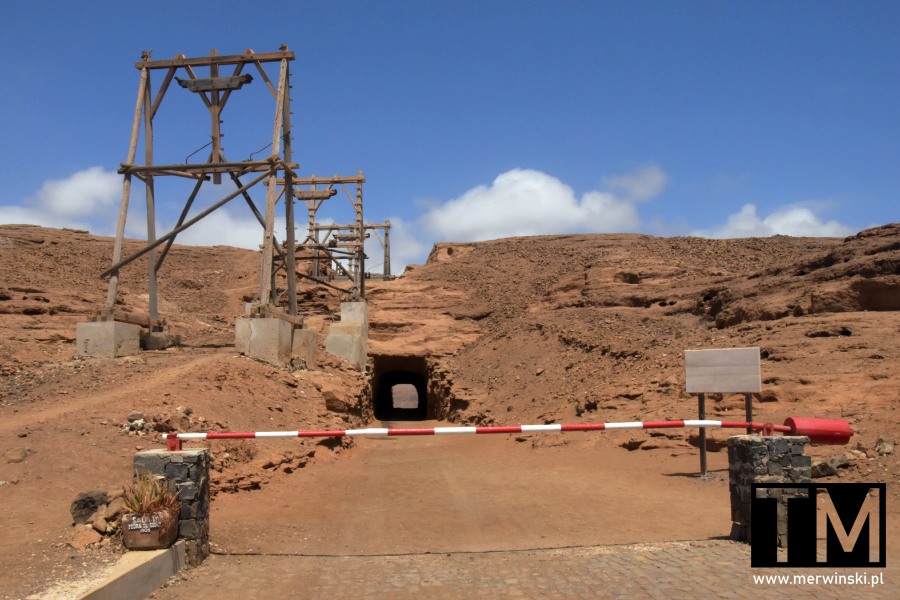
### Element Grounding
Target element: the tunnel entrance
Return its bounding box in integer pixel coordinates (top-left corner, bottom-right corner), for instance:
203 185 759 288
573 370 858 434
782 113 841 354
371 354 430 421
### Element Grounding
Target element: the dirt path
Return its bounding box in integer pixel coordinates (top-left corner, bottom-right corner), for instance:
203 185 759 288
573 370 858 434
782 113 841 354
209 422 733 555
0 350 227 434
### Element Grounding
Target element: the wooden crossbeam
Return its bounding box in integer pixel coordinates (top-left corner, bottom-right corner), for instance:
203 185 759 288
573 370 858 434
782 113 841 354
135 49 294 70
248 305 304 327
93 309 166 329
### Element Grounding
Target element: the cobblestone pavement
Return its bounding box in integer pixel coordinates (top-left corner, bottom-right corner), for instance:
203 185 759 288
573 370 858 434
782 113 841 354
150 539 893 599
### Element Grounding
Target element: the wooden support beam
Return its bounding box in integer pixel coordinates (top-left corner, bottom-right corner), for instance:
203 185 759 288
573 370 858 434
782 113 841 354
118 159 295 175
155 177 205 271
143 70 160 323
101 170 271 278
290 175 366 185
94 309 167 330
282 59 298 317
105 66 147 311
247 305 304 327
295 271 355 296
149 67 176 120
294 189 337 200
135 49 294 70
176 74 253 92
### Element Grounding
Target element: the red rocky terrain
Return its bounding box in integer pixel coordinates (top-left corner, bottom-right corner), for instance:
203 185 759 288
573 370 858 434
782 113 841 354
0 223 897 598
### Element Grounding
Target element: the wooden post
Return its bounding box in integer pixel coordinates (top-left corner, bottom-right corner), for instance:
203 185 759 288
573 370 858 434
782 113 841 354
282 61 297 317
210 49 222 184
383 219 391 278
258 57 288 304
354 175 365 300
143 69 159 325
106 64 148 312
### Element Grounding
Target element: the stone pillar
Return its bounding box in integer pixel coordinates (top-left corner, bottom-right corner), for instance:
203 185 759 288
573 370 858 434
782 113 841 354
134 448 210 565
728 435 812 544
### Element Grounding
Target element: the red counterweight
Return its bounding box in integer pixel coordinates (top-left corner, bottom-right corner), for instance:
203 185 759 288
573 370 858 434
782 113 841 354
783 417 853 445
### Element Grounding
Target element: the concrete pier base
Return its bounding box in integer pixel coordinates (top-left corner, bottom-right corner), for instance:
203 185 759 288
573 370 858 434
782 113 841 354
235 317 293 366
292 329 317 368
325 301 368 371
76 321 141 358
235 316 319 368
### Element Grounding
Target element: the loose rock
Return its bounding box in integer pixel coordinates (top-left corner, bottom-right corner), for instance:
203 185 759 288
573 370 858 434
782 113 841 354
875 438 894 456
70 491 108 525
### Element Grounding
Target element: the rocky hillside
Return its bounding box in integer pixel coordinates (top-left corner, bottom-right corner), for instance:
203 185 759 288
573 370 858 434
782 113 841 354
0 222 897 598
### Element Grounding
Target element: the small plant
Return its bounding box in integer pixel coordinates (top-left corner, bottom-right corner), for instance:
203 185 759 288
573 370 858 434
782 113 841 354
121 472 181 550
123 472 180 516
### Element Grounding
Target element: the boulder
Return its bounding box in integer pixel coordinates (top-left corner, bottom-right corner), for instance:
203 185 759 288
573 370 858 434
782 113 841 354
71 491 108 525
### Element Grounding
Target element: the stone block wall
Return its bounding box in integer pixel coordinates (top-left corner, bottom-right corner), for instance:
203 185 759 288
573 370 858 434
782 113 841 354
728 435 811 544
134 448 210 565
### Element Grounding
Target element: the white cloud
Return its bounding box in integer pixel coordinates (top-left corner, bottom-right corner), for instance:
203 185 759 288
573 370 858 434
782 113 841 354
32 167 121 217
0 166 121 231
422 166 661 242
0 166 283 250
0 204 89 230
602 164 668 201
695 203 856 238
370 216 429 273
172 208 270 249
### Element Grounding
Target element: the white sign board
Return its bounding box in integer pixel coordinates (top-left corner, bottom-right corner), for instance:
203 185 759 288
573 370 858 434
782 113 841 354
684 347 761 394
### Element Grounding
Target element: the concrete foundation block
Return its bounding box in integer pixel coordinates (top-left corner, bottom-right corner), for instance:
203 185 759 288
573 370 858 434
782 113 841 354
339 301 368 327
235 317 251 354
234 317 293 366
325 329 367 371
327 323 365 337
76 321 141 358
323 301 369 371
292 329 317 367
249 318 293 365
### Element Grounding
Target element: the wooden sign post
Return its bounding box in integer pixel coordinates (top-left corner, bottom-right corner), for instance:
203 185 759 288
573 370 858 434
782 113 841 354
684 347 761 476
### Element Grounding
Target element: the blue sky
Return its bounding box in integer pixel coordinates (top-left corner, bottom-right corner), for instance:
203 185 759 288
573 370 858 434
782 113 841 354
1 1 897 269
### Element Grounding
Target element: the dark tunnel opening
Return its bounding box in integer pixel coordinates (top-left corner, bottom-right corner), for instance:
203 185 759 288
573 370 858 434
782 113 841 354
371 354 430 421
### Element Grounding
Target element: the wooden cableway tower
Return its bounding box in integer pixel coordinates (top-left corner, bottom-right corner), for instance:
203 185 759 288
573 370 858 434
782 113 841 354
76 46 378 368
96 47 301 330
92 47 377 337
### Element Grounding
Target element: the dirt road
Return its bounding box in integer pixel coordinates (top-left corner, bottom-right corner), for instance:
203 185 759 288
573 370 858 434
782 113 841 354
208 422 732 555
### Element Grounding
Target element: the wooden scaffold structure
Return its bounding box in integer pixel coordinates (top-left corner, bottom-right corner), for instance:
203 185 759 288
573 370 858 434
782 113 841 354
290 175 394 299
309 220 392 281
92 46 377 340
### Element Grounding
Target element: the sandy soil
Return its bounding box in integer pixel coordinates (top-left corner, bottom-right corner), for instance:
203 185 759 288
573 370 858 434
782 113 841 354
0 223 898 599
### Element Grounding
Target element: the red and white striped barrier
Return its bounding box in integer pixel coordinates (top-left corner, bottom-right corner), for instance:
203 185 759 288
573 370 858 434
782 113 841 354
163 417 851 450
